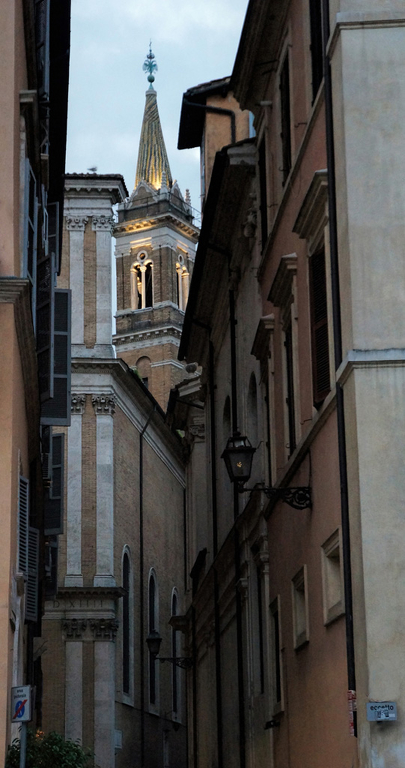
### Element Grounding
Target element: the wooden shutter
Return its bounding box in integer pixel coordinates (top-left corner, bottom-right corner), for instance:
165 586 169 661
23 160 39 333
310 247 330 406
284 323 296 454
45 537 58 598
48 201 60 274
26 527 39 622
18 476 29 575
41 288 72 426
37 234 55 403
44 433 64 535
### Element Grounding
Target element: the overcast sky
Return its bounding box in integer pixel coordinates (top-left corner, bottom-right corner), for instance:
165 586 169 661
66 0 248 215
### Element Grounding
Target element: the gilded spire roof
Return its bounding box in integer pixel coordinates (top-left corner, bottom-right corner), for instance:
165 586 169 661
134 45 173 190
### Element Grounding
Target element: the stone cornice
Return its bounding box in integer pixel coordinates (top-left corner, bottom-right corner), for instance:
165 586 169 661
65 174 128 204
57 586 125 599
268 253 297 306
337 349 405 386
114 212 199 242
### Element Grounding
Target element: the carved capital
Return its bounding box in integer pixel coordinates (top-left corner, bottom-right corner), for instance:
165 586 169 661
66 216 88 231
62 618 87 639
92 215 114 231
92 394 116 416
71 394 86 414
186 416 205 443
90 618 119 640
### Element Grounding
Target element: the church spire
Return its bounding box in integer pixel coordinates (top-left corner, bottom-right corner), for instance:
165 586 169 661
134 45 173 191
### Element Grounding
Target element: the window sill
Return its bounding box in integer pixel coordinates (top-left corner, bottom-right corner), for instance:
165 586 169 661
324 602 345 627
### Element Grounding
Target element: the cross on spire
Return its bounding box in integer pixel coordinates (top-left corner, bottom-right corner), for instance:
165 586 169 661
143 42 158 89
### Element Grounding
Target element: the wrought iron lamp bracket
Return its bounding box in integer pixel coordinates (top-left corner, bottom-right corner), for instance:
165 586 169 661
157 656 193 670
238 484 311 511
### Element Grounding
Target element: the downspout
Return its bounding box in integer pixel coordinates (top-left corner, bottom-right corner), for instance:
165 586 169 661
229 287 246 768
140 404 156 768
322 0 357 733
183 98 236 144
209 338 224 768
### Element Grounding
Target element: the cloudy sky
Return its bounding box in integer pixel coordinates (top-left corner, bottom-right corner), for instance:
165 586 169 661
66 0 249 214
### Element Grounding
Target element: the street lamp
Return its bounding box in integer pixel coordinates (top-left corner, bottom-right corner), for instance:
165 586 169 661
221 432 311 511
146 630 193 670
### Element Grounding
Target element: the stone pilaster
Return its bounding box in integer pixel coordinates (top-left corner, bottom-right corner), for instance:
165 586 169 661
65 394 86 587
92 395 115 587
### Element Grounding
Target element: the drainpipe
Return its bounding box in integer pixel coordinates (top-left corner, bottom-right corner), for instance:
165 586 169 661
322 0 357 734
209 338 224 768
229 287 246 768
140 405 156 767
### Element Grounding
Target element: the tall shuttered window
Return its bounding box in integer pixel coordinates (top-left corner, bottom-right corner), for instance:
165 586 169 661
44 433 64 535
171 591 179 716
284 321 296 455
41 288 72 426
309 247 330 407
280 53 292 185
309 0 323 102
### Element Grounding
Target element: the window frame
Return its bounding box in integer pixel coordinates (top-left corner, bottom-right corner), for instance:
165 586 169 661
321 528 345 626
291 565 309 650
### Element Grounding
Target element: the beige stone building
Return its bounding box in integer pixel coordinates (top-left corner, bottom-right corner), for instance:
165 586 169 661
0 0 71 761
172 1 405 768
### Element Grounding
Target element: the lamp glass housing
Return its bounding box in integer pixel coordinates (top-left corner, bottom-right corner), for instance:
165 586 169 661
146 629 162 657
221 433 256 484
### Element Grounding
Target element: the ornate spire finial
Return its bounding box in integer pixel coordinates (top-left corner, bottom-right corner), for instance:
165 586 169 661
143 42 158 90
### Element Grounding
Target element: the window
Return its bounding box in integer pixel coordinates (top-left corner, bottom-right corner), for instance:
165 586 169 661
270 597 283 712
309 246 330 407
292 566 309 649
135 356 151 390
284 321 296 454
268 254 300 459
258 138 268 247
309 0 323 102
321 529 345 625
171 590 180 718
280 53 292 185
131 253 153 310
148 570 159 707
176 256 189 311
23 159 39 332
123 553 130 695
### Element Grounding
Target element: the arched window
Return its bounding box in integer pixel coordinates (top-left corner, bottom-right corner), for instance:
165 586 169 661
248 373 258 448
223 396 231 447
130 251 153 310
148 570 159 706
122 552 130 694
136 356 151 389
121 546 133 703
176 254 189 311
171 590 180 717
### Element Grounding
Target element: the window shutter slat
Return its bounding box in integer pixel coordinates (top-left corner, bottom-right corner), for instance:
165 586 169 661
18 476 29 575
26 527 39 622
44 433 64 535
41 288 72 426
310 247 330 406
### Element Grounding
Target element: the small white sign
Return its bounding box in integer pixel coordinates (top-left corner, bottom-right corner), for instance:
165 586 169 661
11 686 31 723
367 702 397 722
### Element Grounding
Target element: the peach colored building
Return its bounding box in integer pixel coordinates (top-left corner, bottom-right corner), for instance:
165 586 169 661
173 1 405 767
0 0 71 762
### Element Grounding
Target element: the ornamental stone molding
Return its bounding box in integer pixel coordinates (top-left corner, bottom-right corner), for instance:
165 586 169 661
92 214 114 231
62 618 87 639
92 394 116 416
66 216 88 231
90 618 119 640
71 394 86 414
186 416 205 443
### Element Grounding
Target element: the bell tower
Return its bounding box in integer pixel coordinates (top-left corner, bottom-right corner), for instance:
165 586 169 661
113 45 199 410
